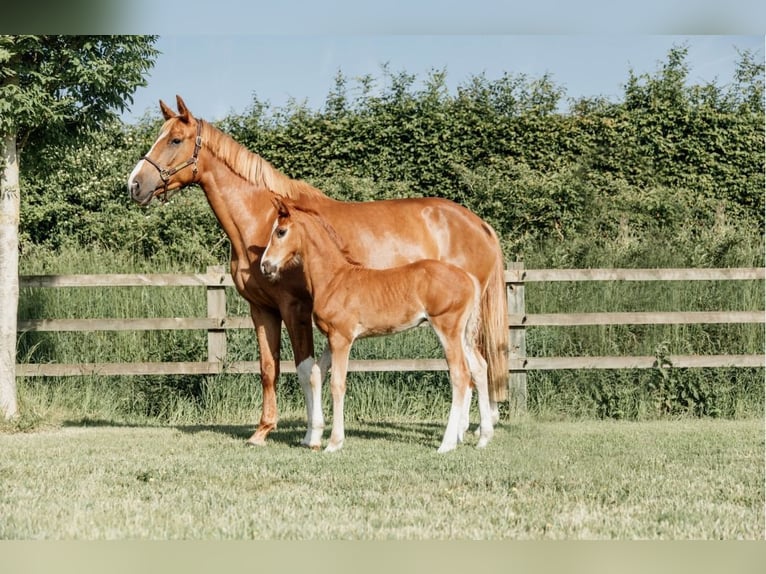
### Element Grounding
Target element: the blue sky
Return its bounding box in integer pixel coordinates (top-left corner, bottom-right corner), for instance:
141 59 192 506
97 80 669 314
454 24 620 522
122 35 763 123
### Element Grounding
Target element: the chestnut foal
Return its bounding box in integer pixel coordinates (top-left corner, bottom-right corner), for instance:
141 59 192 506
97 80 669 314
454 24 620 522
261 198 494 453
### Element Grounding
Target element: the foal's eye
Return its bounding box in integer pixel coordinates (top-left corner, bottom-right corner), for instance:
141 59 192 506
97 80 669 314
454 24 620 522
276 228 287 239
171 138 182 145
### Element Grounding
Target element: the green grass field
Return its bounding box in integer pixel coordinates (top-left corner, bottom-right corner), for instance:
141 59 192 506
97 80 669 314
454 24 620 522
0 417 762 539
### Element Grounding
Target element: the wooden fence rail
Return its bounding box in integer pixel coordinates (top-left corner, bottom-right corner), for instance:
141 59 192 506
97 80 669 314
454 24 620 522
15 265 766 408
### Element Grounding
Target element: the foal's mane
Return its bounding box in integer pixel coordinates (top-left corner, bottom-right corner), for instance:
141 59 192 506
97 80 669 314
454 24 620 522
200 120 325 202
285 202 363 267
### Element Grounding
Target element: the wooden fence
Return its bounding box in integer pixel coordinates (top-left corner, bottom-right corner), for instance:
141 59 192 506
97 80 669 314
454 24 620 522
15 265 765 408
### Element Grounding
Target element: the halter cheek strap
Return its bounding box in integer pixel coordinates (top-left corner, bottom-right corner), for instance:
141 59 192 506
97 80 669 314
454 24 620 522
142 119 204 201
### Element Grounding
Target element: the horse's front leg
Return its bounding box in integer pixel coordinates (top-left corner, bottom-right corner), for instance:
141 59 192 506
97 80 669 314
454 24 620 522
282 302 325 449
247 306 282 446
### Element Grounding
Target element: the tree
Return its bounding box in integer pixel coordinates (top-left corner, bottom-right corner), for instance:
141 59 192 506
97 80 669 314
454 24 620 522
0 35 158 419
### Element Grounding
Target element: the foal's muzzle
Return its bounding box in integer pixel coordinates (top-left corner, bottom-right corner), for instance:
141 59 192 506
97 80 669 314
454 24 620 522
260 260 278 280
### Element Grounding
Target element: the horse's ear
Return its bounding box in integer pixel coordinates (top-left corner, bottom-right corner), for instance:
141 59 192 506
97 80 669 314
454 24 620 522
159 99 175 120
176 95 193 123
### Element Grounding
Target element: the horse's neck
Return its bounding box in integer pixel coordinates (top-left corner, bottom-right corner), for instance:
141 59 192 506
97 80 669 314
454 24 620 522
197 160 273 257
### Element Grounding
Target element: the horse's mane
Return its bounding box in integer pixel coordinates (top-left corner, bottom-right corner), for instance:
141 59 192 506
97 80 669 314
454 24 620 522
200 120 325 202
284 201 363 267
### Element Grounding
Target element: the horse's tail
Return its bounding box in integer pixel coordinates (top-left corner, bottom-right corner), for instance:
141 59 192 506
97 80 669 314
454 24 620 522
478 247 509 404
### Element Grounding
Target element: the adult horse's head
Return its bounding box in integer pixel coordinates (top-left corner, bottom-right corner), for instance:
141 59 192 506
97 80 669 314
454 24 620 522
128 95 203 206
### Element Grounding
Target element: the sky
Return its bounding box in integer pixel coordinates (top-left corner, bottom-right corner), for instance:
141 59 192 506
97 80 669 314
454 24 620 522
121 35 764 124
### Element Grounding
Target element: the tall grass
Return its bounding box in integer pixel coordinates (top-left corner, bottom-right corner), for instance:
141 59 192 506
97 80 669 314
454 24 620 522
519 219 765 420
13 235 765 426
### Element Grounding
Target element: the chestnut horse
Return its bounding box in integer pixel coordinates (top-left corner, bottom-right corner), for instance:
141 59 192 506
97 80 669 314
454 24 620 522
127 95 507 448
261 198 494 452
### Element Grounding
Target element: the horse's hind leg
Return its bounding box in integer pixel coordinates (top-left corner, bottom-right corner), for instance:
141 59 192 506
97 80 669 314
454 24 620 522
283 304 325 449
435 330 472 454
465 346 493 449
301 346 332 448
459 384 472 443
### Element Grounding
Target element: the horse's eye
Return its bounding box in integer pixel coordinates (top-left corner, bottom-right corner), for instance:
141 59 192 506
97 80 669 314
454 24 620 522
276 228 287 239
171 138 182 145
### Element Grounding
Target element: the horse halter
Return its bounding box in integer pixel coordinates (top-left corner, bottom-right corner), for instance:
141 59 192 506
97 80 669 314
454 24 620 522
142 119 204 201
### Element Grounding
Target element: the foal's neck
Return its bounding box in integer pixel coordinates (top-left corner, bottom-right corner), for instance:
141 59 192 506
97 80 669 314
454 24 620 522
298 218 359 297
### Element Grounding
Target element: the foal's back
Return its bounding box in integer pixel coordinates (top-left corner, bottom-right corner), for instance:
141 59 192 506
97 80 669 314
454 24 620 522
314 258 478 341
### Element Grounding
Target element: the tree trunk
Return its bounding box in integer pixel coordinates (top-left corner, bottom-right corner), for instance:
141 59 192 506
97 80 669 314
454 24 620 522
0 131 20 420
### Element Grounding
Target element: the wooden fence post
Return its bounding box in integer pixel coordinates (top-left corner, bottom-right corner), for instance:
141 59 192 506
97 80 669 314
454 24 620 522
507 261 527 415
206 265 227 370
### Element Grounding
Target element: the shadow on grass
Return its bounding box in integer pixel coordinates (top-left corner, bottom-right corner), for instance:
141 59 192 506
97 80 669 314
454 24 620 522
59 416 473 449
175 419 307 447
350 419 445 445
62 417 161 429
59 417 307 447
177 418 451 448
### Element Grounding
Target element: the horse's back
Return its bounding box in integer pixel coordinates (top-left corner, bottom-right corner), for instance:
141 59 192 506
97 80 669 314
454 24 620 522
318 196 501 277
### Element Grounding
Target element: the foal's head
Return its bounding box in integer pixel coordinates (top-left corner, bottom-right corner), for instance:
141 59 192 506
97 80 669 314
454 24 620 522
261 197 360 281
260 198 307 281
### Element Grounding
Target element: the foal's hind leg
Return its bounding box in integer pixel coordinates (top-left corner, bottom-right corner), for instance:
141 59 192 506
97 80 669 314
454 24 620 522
326 334 352 453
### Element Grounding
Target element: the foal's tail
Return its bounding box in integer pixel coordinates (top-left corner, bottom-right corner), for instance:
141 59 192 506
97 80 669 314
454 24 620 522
478 249 509 403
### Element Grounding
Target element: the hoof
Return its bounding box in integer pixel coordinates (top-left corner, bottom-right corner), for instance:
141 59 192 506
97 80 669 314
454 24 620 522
477 429 494 449
247 424 275 447
301 428 325 449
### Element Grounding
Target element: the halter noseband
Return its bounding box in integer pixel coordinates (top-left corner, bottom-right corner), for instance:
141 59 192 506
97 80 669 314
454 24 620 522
142 119 204 201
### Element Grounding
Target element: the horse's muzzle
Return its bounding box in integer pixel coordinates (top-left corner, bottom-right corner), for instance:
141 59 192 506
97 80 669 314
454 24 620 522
128 179 147 204
128 179 158 207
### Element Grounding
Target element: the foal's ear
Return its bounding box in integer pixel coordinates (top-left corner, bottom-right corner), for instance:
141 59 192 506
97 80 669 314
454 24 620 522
159 99 175 120
272 197 290 219
175 94 194 123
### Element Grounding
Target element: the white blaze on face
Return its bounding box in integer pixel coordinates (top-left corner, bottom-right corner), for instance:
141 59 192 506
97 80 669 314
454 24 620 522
261 217 281 268
127 126 170 193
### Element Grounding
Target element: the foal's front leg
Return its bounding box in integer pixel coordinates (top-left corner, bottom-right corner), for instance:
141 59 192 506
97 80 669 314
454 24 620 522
326 334 352 453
